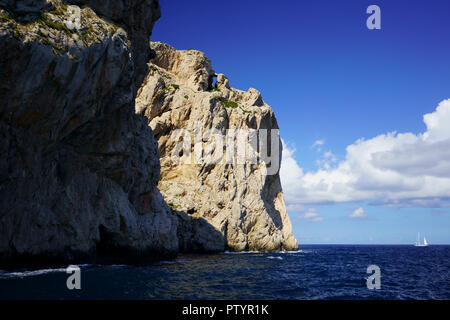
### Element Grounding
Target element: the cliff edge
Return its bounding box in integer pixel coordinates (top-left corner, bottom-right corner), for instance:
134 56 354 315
0 0 177 268
137 42 298 252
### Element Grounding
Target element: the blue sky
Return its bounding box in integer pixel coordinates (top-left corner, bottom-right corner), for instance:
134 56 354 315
152 0 450 244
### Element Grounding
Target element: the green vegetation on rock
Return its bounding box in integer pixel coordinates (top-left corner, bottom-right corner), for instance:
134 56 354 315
239 106 252 114
38 13 72 34
220 100 238 109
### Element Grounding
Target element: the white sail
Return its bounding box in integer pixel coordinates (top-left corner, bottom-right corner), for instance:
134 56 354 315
414 232 428 246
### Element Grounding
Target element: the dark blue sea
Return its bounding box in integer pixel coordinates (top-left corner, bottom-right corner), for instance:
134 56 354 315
1 245 449 300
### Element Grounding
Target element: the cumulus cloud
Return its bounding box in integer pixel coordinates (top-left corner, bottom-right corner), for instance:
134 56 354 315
348 207 367 219
316 150 338 169
297 208 324 222
280 99 450 209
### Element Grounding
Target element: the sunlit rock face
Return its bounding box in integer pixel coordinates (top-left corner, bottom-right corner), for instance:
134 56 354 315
136 42 298 252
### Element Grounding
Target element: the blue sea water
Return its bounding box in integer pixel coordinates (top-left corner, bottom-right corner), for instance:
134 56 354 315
1 245 449 300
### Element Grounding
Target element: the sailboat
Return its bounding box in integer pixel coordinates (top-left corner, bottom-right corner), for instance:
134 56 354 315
414 232 428 247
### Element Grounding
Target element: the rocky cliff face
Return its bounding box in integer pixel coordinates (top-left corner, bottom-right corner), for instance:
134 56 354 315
136 42 298 252
0 0 178 268
0 1 297 269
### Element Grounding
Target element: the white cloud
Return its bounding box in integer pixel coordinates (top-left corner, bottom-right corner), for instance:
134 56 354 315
316 150 338 169
324 151 337 162
348 207 367 219
312 139 325 151
312 140 324 147
297 208 324 222
280 99 450 209
279 141 304 206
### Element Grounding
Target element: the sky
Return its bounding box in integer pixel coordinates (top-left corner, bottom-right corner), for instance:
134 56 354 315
152 0 450 244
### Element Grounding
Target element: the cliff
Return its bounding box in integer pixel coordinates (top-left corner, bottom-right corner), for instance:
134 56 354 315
0 0 178 268
0 1 297 269
136 42 298 252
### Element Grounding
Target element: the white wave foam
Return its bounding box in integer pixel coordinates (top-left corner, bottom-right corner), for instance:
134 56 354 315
223 250 303 255
0 267 67 279
267 256 283 260
223 251 263 255
279 250 303 254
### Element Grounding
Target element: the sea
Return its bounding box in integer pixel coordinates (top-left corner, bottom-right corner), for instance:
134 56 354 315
1 245 449 300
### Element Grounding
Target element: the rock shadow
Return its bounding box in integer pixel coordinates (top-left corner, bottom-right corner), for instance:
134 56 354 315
173 210 226 253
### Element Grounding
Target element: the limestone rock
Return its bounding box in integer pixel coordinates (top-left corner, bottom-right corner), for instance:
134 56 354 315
71 0 161 86
0 1 177 268
0 0 298 269
136 42 298 252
